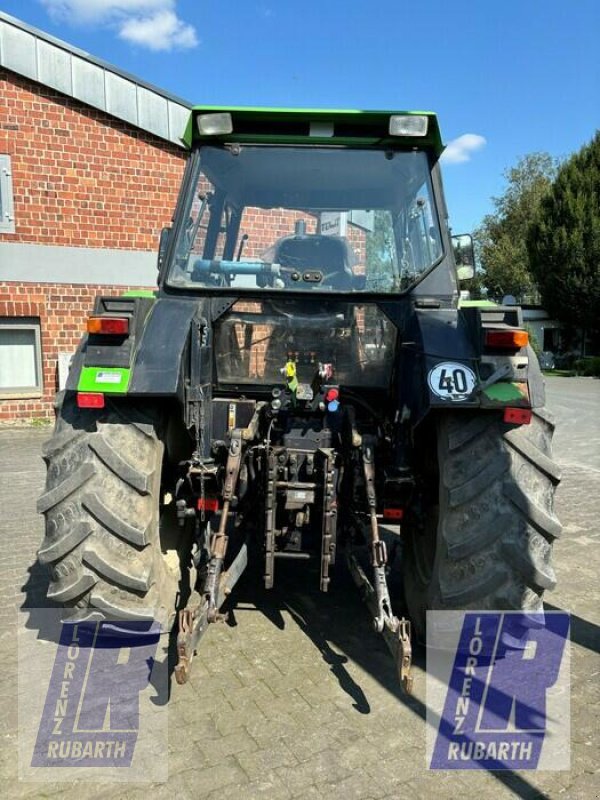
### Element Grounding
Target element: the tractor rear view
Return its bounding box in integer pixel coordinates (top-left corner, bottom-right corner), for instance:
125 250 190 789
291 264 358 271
37 108 561 689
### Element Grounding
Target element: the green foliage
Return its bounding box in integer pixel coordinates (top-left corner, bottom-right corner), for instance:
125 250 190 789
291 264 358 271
524 324 541 356
31 417 52 427
527 131 600 335
573 356 600 377
474 153 558 301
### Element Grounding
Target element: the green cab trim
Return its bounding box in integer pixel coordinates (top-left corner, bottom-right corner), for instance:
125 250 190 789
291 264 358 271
182 106 444 156
77 367 131 394
121 290 157 298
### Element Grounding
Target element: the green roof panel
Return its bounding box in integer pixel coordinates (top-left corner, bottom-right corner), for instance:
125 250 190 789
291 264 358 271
182 105 444 156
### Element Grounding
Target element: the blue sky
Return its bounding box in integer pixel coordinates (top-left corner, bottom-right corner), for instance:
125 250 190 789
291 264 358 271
1 0 598 232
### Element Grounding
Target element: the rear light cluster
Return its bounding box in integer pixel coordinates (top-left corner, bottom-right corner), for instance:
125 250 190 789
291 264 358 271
503 407 532 425
197 498 219 512
77 393 105 409
87 316 130 335
485 329 529 350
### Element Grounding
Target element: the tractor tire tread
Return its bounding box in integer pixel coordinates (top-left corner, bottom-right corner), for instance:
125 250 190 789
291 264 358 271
38 394 179 629
404 408 561 639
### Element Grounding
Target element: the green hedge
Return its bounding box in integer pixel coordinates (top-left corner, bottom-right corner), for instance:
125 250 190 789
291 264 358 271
573 356 600 376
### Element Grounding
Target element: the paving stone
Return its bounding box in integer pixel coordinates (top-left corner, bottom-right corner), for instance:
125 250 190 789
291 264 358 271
236 739 299 780
204 771 305 800
275 748 349 796
197 729 259 766
181 756 249 796
2 381 599 799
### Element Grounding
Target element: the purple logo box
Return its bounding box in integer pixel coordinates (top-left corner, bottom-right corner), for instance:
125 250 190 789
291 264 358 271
428 611 570 770
31 618 161 769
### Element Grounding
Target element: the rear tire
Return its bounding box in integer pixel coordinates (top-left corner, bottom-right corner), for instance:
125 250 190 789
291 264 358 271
37 393 182 630
403 409 562 640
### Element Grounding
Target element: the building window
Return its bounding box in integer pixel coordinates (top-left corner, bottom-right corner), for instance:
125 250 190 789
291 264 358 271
0 155 15 233
0 319 43 397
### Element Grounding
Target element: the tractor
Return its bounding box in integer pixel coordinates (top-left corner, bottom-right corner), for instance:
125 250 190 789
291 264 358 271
37 108 561 689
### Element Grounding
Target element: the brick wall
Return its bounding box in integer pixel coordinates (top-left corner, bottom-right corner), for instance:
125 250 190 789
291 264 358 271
0 69 186 250
0 69 186 422
0 281 154 421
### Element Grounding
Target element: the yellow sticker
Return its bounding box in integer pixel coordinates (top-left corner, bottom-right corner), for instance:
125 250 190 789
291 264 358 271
284 361 297 378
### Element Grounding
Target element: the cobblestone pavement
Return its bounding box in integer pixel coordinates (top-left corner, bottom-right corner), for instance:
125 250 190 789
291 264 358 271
1 378 598 799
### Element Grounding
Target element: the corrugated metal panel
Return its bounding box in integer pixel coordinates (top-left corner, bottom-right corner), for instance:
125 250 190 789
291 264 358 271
105 71 138 126
0 13 191 147
0 22 37 81
169 102 190 144
72 58 106 110
137 86 169 140
37 39 72 95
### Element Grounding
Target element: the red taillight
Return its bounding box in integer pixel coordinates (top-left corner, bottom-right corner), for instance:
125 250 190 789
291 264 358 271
383 507 404 520
503 407 532 425
77 392 105 408
87 316 129 335
485 329 529 350
197 497 219 513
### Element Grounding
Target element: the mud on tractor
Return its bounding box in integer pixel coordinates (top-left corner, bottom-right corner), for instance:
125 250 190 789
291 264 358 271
38 108 561 690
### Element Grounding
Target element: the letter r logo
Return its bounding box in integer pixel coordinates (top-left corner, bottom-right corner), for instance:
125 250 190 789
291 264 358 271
478 613 570 732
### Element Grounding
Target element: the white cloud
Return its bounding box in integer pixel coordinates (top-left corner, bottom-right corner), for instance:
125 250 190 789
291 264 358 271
441 133 487 164
40 0 198 51
41 0 167 24
119 10 197 50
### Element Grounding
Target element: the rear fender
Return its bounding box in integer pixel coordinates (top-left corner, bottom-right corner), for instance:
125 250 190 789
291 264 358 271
396 307 479 427
395 305 544 429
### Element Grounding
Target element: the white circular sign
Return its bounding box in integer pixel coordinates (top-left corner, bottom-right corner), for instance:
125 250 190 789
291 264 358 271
428 361 476 401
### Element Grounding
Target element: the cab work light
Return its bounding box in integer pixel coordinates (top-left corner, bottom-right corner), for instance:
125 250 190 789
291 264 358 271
389 115 429 136
196 112 233 136
87 316 129 335
485 330 529 350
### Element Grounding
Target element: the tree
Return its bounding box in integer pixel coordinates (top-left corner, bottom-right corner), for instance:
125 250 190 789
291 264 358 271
473 153 558 301
528 131 600 337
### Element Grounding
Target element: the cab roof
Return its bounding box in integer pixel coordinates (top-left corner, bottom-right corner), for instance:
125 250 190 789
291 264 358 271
182 105 444 156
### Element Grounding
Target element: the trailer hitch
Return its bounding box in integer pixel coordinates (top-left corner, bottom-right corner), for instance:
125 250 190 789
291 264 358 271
347 551 413 693
175 537 248 684
175 429 246 685
204 430 243 622
351 436 414 693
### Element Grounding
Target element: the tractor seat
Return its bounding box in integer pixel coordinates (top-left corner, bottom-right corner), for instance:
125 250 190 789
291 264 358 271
273 234 356 290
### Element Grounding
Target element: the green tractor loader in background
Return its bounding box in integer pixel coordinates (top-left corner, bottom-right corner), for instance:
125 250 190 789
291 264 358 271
37 107 561 690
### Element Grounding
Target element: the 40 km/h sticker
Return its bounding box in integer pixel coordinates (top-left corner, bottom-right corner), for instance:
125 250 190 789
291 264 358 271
428 362 476 401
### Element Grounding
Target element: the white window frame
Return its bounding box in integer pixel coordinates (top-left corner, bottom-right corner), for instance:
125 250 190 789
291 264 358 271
0 155 15 234
0 318 43 398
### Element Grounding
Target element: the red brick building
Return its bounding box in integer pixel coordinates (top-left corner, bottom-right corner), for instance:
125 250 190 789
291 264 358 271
0 12 190 421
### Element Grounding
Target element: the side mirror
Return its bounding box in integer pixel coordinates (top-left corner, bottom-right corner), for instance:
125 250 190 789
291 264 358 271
157 226 171 271
451 233 475 280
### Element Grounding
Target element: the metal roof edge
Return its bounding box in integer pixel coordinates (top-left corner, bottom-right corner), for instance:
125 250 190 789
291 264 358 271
0 11 193 147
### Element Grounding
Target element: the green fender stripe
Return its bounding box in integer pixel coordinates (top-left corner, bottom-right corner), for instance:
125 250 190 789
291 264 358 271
77 367 131 394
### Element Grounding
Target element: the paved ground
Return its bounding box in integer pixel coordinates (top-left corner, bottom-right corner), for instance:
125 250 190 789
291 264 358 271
1 377 598 799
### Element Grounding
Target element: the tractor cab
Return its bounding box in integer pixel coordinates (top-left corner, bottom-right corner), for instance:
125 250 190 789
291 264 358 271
162 107 455 400
165 109 449 298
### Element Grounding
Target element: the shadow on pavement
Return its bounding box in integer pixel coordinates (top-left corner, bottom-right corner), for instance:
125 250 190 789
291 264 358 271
224 554 554 800
545 601 600 654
